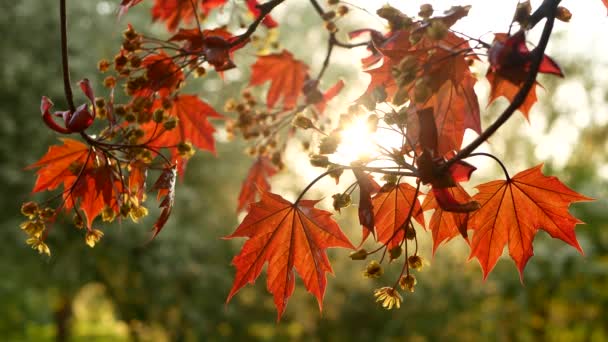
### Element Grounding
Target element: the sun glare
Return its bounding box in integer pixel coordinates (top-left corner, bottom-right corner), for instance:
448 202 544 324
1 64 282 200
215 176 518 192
332 115 403 166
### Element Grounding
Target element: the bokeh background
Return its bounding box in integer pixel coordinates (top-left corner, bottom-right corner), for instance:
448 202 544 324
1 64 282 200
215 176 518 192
1 0 607 341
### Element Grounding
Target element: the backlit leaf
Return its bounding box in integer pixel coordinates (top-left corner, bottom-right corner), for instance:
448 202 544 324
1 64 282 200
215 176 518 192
226 192 354 320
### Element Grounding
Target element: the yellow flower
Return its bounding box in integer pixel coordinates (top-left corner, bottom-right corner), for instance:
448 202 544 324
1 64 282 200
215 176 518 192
374 287 402 310
399 274 417 292
20 201 39 219
26 237 51 256
101 207 116 223
408 255 424 271
129 205 149 223
20 220 45 237
85 229 104 248
363 260 384 278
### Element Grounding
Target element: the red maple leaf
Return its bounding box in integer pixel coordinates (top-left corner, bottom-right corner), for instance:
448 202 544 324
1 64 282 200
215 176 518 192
353 169 381 239
139 52 185 97
237 156 277 213
152 0 227 31
249 50 309 109
169 27 248 72
225 191 355 320
151 166 177 238
68 164 124 228
118 0 144 16
468 165 593 280
143 94 222 174
246 0 278 28
487 31 563 119
371 183 425 248
362 30 480 155
422 184 473 255
27 138 91 193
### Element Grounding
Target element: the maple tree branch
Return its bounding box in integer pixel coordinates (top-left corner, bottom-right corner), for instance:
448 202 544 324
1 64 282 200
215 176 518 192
59 0 75 113
229 0 285 47
294 166 416 205
309 0 324 16
443 0 560 171
309 0 370 50
317 34 335 80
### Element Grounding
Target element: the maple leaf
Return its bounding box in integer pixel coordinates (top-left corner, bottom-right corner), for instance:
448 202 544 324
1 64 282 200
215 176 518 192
69 164 124 228
151 166 177 238
422 184 473 255
371 183 425 248
487 31 564 119
139 52 185 97
144 94 222 174
353 169 381 238
468 165 593 280
237 156 278 213
225 191 355 320
169 28 247 72
129 161 148 203
249 50 309 109
604 0 608 15
246 0 278 28
361 30 480 154
152 0 227 31
118 0 144 16
27 138 91 193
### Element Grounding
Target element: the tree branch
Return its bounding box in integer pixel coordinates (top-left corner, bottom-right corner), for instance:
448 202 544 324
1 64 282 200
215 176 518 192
229 0 285 47
60 0 75 113
443 0 561 170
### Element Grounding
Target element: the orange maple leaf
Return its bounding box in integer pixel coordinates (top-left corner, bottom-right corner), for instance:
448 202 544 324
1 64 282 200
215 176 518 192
604 0 608 14
68 165 124 228
225 191 355 320
145 94 222 174
27 138 91 193
363 31 481 155
486 31 563 119
469 165 593 280
151 166 177 238
237 156 277 213
152 0 227 31
138 52 185 98
249 50 309 109
421 184 473 255
371 183 425 248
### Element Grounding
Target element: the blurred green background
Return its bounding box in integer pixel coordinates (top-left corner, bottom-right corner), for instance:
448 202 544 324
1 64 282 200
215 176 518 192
1 1 607 341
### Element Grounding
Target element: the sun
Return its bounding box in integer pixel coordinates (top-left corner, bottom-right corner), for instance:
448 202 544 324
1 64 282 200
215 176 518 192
332 115 402 166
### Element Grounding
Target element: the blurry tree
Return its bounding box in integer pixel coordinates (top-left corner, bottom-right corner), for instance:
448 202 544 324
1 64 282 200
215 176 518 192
2 1 608 342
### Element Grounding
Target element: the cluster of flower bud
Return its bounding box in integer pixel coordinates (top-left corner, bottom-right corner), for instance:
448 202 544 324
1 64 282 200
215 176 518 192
224 92 284 169
323 1 349 33
20 202 54 256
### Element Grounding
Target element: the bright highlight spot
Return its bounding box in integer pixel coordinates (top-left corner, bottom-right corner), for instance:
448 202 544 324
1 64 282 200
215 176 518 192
333 115 403 166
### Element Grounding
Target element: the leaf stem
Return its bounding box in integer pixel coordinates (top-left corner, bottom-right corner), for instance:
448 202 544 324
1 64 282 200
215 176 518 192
466 152 511 180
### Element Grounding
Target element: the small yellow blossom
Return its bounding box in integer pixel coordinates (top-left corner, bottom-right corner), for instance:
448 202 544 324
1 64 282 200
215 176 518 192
130 205 149 223
20 201 39 219
26 237 51 256
399 274 417 292
101 207 116 223
363 260 384 278
374 287 402 310
20 220 45 237
85 229 104 248
408 255 424 271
